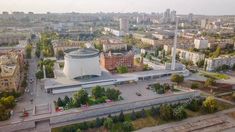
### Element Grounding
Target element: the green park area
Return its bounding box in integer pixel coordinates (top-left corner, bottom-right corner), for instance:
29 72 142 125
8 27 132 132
54 86 121 111
200 71 230 80
52 96 233 132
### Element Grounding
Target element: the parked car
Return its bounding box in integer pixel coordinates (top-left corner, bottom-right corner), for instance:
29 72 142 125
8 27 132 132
136 92 142 96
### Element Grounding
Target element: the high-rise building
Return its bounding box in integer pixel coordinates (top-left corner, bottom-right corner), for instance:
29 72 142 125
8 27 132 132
187 13 193 24
119 18 129 32
194 38 208 49
201 19 208 29
163 9 171 23
170 10 176 23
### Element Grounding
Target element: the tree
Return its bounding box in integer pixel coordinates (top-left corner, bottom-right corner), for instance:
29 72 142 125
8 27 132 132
155 49 159 57
35 70 44 79
118 110 125 122
196 60 205 68
173 106 187 120
0 96 16 109
80 122 88 130
131 110 136 121
117 66 128 74
21 77 27 88
191 83 199 89
95 117 102 128
57 97 64 107
141 109 146 118
122 121 133 132
204 78 216 88
64 96 70 105
25 44 32 59
187 99 201 111
92 86 105 99
0 104 10 121
203 96 218 113
151 106 158 117
162 50 165 58
143 64 149 71
154 83 165 94
76 129 82 132
232 64 235 71
171 74 184 84
56 50 64 59
159 105 173 121
94 41 103 51
112 115 119 123
105 88 121 101
212 46 221 58
103 117 113 129
73 89 89 105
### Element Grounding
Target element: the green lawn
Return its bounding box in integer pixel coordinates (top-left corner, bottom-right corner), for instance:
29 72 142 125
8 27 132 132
200 71 230 80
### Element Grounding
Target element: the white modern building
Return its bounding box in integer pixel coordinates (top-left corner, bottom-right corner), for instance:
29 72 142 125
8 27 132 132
63 48 101 79
104 27 124 37
174 48 205 65
205 55 235 71
194 38 208 49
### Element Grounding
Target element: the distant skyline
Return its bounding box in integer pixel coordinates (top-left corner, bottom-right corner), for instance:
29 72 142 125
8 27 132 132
0 0 235 15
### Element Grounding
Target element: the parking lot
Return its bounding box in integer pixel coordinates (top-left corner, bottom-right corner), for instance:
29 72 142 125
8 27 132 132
118 81 160 102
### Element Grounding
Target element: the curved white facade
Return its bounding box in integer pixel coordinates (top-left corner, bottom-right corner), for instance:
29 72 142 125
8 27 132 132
63 48 101 79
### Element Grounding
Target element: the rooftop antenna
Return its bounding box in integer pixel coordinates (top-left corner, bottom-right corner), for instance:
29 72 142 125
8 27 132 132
171 17 178 71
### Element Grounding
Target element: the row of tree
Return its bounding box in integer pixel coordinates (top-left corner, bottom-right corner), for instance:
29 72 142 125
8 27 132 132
56 96 218 132
55 86 121 109
36 59 55 79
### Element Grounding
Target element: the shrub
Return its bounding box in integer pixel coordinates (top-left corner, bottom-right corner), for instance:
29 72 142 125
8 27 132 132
122 121 133 132
92 86 105 99
105 88 121 101
187 99 201 111
171 74 184 84
173 106 187 120
117 66 128 74
112 115 119 123
159 104 173 121
203 96 218 113
191 83 199 89
103 117 113 129
204 78 216 88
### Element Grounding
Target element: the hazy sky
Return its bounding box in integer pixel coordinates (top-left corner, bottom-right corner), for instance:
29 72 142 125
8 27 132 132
0 0 234 15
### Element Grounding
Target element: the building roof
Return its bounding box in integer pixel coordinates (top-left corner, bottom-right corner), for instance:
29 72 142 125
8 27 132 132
0 53 19 77
64 48 99 58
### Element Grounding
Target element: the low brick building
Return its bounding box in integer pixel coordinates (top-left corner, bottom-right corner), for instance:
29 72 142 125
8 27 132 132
100 51 134 71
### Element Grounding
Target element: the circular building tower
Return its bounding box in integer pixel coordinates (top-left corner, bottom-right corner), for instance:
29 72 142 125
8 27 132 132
63 48 101 79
